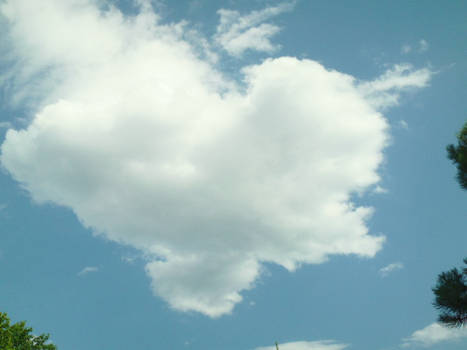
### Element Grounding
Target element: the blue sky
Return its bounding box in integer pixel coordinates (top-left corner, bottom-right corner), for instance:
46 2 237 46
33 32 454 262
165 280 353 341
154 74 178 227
0 1 466 350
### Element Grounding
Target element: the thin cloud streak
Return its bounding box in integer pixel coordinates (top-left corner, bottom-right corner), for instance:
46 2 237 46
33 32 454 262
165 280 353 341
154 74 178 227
77 266 99 277
379 262 404 277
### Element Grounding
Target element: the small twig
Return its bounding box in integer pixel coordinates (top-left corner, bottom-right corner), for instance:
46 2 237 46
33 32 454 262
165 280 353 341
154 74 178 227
275 341 279 350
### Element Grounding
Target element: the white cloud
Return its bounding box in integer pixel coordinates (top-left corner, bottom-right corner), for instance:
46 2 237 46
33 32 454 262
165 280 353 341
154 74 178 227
401 44 412 54
0 203 6 219
418 39 429 52
214 2 294 57
0 122 12 129
358 63 432 109
122 256 136 264
402 323 467 348
398 120 409 130
373 185 388 194
401 40 428 55
379 262 404 277
0 0 431 317
256 340 348 350
77 266 99 277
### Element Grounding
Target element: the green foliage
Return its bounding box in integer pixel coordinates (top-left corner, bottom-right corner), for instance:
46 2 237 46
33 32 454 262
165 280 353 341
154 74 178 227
0 312 57 350
432 258 467 327
447 122 467 190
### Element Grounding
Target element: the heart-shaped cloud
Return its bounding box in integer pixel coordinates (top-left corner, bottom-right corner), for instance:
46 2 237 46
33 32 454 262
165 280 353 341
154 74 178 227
0 0 431 317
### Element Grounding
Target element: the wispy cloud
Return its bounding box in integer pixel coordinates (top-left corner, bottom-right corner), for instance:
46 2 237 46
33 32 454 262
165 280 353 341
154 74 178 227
401 39 429 55
373 185 389 194
122 256 136 264
418 39 429 52
214 2 294 57
398 120 409 130
77 266 99 277
358 63 432 109
379 262 404 277
401 44 412 54
402 322 467 347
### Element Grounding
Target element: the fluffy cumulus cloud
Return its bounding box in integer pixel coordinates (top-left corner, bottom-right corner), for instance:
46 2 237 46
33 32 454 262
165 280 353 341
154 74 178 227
0 0 431 317
256 340 347 350
402 323 467 347
214 2 294 57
